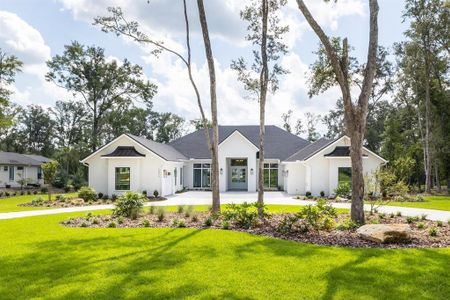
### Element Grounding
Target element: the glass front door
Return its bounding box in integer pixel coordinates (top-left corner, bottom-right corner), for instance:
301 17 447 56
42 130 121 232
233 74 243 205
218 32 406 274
229 159 248 190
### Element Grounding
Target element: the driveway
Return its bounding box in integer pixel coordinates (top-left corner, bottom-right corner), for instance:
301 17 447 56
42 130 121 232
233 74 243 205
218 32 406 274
0 191 449 221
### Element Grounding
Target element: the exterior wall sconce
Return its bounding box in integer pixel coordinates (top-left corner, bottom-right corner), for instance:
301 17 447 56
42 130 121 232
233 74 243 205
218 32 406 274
220 168 223 175
283 170 289 177
250 168 254 175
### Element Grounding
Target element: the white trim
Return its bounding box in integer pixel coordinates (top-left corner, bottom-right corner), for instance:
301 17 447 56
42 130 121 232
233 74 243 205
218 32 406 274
219 130 259 151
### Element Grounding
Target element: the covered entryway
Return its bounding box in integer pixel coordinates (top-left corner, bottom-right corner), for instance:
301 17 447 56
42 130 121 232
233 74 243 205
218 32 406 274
228 158 248 191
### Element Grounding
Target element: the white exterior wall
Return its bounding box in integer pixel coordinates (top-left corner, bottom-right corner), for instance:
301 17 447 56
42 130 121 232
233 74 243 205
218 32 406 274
283 163 306 195
218 131 258 192
0 165 43 187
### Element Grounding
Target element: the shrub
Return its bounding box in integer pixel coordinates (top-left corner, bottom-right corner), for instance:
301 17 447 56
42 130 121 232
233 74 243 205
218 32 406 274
113 192 145 219
172 218 179 226
305 191 312 198
334 183 351 198
320 191 325 197
153 190 159 198
223 202 266 229
20 191 24 195
117 216 124 224
177 219 186 228
149 206 156 214
142 190 147 196
78 186 97 202
40 187 48 194
0 191 3 197
143 219 150 227
4 192 10 197
396 211 402 217
27 191 31 195
417 223 425 229
184 206 194 218
406 216 415 224
97 192 104 199
421 214 427 220
111 194 117 201
278 199 337 233
108 222 117 228
157 207 166 222
64 185 72 193
102 194 108 200
429 227 438 237
31 197 44 206
81 222 88 228
33 190 38 195
336 218 359 231
92 218 99 225
191 213 199 223
437 221 443 227
222 220 230 230
389 212 395 218
379 213 385 219
56 194 67 202
177 205 185 214
203 217 213 227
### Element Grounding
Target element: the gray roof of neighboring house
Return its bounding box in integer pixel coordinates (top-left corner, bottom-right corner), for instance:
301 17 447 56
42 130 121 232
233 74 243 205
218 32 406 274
285 137 335 162
169 125 310 160
126 134 187 161
0 152 51 166
102 146 146 157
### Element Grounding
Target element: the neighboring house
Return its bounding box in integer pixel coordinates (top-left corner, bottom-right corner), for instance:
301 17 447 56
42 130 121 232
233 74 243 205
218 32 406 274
0 152 51 188
81 125 387 197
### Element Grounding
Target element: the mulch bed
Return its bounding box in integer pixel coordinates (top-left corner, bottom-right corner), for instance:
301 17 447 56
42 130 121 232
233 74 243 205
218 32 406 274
62 211 450 249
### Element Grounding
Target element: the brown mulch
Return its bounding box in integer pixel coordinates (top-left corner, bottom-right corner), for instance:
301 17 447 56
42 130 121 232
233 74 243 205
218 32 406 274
62 211 450 249
19 196 166 208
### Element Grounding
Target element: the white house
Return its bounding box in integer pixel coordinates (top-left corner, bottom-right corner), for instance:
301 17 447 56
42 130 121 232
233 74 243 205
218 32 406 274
0 152 51 188
80 125 387 197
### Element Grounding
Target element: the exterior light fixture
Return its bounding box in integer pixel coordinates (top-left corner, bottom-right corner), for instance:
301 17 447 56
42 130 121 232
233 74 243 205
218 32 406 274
220 168 223 175
250 168 254 175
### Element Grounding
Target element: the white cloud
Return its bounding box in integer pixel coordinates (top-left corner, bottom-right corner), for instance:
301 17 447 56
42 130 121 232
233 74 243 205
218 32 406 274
0 10 71 106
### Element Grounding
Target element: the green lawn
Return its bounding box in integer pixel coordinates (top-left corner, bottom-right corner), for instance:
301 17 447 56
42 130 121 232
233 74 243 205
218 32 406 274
0 212 448 299
386 195 450 211
0 193 77 213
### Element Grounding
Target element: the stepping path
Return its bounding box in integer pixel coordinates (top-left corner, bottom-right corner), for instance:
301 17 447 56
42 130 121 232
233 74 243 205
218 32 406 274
0 191 449 221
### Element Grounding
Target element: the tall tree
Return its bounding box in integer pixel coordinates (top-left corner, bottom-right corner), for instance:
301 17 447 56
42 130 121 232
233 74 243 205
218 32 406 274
151 112 185 143
197 0 220 212
50 100 88 149
46 41 157 151
231 0 288 216
281 110 305 136
0 49 22 132
295 0 379 223
305 112 321 142
94 1 221 212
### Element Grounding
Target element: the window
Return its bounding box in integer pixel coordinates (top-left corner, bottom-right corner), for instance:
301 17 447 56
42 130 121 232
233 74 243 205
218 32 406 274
9 166 14 181
115 167 130 190
263 163 278 189
193 163 211 188
17 166 24 171
338 167 352 185
3 166 7 171
174 168 177 185
37 167 42 180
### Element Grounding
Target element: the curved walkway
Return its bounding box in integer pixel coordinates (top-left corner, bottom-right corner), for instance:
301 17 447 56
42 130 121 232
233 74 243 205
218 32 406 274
0 191 449 221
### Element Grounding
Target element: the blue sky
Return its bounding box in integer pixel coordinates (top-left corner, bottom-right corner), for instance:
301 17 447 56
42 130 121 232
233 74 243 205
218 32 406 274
0 0 408 134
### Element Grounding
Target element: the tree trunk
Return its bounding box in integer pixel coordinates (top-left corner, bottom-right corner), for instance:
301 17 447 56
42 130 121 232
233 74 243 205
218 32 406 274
257 0 269 217
349 130 365 223
423 34 432 194
435 161 441 192
197 0 220 213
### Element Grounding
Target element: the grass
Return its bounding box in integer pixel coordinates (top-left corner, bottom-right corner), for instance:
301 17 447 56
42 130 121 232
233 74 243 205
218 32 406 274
0 193 77 213
0 212 448 299
386 195 450 211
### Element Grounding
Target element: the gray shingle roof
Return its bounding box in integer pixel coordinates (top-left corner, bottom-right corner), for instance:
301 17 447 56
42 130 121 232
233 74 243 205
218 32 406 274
323 146 368 157
285 137 335 162
0 152 51 166
169 125 310 160
126 134 187 161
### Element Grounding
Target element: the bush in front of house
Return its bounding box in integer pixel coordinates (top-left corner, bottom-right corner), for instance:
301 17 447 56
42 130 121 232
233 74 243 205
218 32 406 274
222 202 267 229
153 190 159 198
305 191 312 198
78 186 97 202
113 192 145 219
334 182 351 199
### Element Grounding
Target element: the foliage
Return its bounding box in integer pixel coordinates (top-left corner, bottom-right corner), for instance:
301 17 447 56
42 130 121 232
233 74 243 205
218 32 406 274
336 218 360 231
156 207 166 222
0 49 22 132
41 160 59 201
77 186 97 202
153 190 159 198
429 227 438 237
113 192 145 219
277 199 337 233
334 183 351 198
223 202 267 229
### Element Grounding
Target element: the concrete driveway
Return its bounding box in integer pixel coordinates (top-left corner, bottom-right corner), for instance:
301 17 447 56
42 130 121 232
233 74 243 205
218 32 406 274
0 191 449 221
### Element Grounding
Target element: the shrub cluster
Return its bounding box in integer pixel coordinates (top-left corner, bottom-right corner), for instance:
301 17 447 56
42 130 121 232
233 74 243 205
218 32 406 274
277 199 337 234
78 186 97 202
334 183 351 199
113 192 145 219
222 202 267 229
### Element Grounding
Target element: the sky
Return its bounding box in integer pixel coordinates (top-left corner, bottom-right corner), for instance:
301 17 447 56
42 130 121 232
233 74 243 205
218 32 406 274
0 0 408 134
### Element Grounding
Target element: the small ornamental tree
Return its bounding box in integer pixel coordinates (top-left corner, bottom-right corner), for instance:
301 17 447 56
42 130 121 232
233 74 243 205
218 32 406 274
41 160 59 201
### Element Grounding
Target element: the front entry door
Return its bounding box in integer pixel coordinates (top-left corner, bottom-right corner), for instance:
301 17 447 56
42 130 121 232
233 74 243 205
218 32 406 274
229 158 248 190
